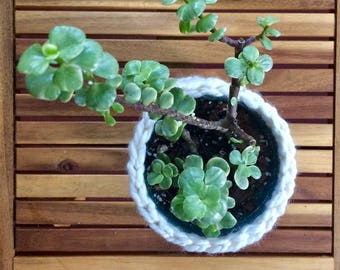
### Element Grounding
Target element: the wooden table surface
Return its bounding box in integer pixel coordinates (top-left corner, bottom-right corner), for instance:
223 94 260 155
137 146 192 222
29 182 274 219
1 0 340 269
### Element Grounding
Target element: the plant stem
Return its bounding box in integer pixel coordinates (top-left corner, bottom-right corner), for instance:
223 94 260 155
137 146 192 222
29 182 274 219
115 96 256 145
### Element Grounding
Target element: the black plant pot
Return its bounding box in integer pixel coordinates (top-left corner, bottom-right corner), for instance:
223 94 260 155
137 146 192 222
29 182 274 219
128 76 297 253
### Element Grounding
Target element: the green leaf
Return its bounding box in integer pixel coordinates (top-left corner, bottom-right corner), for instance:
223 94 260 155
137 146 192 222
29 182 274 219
234 165 250 190
205 167 226 188
86 82 116 112
54 64 83 92
48 25 86 61
196 14 218 33
220 212 237 228
106 74 122 89
170 87 185 109
248 165 262 180
159 176 172 189
58 90 73 103
70 39 103 71
103 111 116 126
162 0 179 5
111 102 124 113
226 197 236 208
147 172 164 185
179 20 192 34
202 224 220 238
141 87 158 106
183 195 206 221
93 52 119 79
183 155 204 170
174 157 184 170
229 137 243 144
162 164 174 178
204 186 220 208
74 87 87 106
177 95 196 115
158 91 174 109
260 36 273 50
247 66 265 86
171 194 187 221
157 153 171 164
178 167 205 196
208 26 226 42
124 83 142 104
41 43 59 60
123 60 141 76
164 78 177 91
257 16 280 27
151 159 165 174
206 157 230 175
161 117 179 137
265 28 281 37
224 57 246 79
241 46 259 63
17 44 49 75
25 67 61 100
257 54 273 72
168 163 179 177
242 146 259 165
229 150 243 165
177 0 206 21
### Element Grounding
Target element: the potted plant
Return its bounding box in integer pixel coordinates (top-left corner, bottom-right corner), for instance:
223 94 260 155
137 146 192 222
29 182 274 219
16 0 297 253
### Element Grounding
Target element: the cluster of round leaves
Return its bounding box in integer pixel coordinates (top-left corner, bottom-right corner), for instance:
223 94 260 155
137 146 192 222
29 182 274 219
229 145 262 190
121 60 196 142
17 25 122 126
256 16 281 51
147 153 182 189
224 45 273 86
170 155 237 238
162 0 226 42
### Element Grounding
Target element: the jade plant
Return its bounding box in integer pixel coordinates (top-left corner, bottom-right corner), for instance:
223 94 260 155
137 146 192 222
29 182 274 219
17 0 280 237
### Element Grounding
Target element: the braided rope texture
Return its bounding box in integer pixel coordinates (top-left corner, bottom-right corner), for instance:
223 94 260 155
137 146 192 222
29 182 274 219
127 76 297 253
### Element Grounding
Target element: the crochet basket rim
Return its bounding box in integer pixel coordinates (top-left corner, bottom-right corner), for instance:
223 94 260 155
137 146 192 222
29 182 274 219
127 76 297 253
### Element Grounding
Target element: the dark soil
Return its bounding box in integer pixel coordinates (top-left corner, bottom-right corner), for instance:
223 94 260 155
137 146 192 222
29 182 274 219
144 96 279 237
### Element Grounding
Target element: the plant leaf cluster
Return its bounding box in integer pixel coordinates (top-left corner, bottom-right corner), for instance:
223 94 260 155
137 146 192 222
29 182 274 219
147 153 182 189
229 145 262 190
170 155 237 237
256 16 281 50
163 0 226 42
17 25 122 126
224 45 273 86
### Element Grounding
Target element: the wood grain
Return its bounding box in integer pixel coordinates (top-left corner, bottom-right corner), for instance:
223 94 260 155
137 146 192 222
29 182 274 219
13 256 335 270
14 0 335 11
16 69 334 93
15 11 334 37
16 148 332 173
16 39 335 65
334 1 340 269
15 201 332 227
15 122 333 147
15 227 332 253
16 174 332 201
15 94 334 120
0 0 14 269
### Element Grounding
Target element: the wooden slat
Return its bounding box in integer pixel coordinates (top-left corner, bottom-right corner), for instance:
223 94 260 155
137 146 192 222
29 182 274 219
15 11 334 37
0 0 14 269
15 227 332 253
334 1 340 269
16 39 334 65
15 201 332 227
13 255 335 270
16 148 332 173
16 69 334 93
15 94 334 120
15 0 335 11
15 122 333 147
16 175 332 201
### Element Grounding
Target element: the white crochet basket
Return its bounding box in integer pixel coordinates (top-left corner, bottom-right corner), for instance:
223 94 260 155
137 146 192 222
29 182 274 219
127 76 297 253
